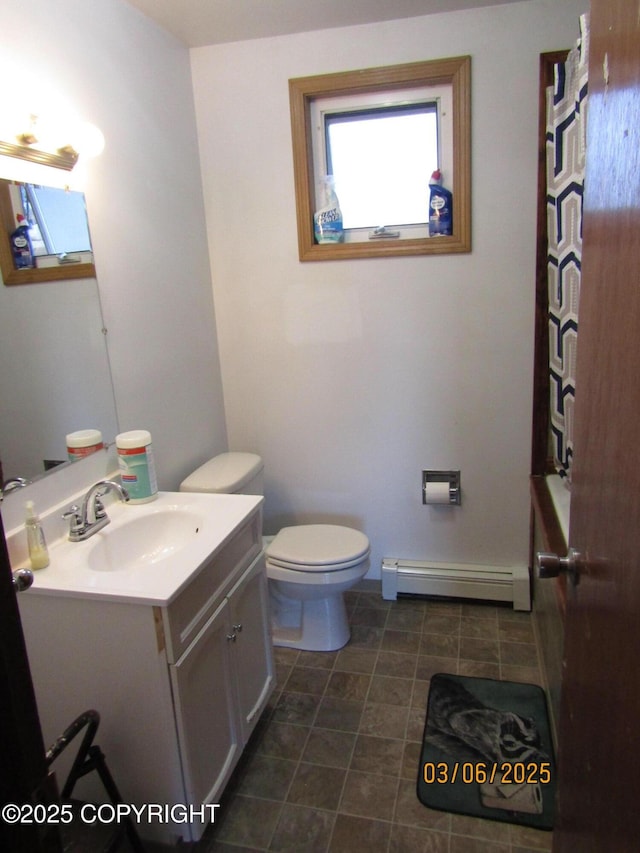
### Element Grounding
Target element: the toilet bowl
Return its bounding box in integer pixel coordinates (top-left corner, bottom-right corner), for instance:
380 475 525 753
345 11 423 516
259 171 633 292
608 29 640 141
180 453 370 651
265 523 370 651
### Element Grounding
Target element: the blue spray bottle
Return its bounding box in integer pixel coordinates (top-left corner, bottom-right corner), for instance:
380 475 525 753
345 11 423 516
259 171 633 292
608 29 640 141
10 214 34 268
428 170 453 237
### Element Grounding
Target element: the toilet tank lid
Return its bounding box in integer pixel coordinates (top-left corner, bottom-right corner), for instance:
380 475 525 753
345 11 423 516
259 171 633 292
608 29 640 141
180 452 263 493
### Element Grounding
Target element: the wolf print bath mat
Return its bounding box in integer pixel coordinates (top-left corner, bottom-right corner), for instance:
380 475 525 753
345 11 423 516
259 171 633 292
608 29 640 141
418 673 556 830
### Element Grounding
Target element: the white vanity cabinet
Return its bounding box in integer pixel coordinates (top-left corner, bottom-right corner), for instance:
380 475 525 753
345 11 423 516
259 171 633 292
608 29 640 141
17 497 274 845
168 551 274 820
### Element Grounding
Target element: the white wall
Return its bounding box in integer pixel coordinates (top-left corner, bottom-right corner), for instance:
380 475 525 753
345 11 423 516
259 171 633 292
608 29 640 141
0 0 228 489
191 0 588 577
0 274 118 479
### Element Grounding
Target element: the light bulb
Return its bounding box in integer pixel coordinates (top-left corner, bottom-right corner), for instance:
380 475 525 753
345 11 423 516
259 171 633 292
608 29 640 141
71 121 105 160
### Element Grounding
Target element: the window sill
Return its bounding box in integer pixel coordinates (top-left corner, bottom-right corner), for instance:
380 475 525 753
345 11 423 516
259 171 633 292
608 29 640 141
299 233 470 261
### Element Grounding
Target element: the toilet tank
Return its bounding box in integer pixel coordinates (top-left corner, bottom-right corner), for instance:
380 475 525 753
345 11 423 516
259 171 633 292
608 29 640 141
179 452 264 495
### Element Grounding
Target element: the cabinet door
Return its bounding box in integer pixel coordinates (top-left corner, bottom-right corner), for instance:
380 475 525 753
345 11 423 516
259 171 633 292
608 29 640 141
228 553 275 744
169 598 240 825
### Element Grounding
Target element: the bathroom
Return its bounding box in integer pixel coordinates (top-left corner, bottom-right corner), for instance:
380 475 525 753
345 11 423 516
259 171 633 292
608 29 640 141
1 0 589 849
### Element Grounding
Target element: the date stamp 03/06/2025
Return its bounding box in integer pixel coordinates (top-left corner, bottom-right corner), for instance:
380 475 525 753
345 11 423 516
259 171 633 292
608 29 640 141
422 761 553 786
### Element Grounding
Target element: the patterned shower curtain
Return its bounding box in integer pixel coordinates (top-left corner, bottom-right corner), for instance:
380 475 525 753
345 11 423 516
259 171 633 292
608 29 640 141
546 14 589 482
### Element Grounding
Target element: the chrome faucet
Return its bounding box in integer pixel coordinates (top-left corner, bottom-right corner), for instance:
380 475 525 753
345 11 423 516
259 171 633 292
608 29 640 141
63 480 129 542
1 476 32 500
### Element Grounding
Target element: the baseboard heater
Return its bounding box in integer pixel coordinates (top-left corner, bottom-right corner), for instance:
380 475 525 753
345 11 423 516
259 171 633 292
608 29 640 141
381 558 531 611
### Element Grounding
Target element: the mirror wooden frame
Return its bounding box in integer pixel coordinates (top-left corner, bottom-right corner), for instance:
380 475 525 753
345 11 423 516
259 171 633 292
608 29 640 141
0 180 96 285
289 55 471 262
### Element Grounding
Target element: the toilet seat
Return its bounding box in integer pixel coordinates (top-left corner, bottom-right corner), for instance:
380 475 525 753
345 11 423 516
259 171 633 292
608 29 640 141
267 554 368 572
265 524 370 573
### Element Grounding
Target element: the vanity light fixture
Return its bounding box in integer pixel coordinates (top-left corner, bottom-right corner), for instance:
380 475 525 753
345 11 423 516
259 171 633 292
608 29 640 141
0 114 79 172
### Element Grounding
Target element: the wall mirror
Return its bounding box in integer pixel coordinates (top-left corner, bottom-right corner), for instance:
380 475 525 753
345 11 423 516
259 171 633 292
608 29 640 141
0 178 118 488
289 55 471 261
0 179 95 285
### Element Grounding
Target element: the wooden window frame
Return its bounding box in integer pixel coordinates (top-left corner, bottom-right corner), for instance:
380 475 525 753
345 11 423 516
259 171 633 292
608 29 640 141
289 56 472 261
0 179 95 285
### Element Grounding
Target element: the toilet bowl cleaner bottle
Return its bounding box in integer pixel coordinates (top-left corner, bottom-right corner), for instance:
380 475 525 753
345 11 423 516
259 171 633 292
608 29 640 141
428 170 453 237
314 176 344 244
10 214 35 268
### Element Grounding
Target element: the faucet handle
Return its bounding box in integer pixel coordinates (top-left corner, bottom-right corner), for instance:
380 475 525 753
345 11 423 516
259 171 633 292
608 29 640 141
93 496 107 520
62 504 83 533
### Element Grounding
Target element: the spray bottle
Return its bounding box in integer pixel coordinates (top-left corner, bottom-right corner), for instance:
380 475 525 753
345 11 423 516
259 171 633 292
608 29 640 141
313 176 344 244
428 170 453 237
10 214 35 268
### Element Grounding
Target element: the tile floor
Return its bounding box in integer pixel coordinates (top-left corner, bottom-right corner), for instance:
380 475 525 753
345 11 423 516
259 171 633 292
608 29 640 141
190 585 554 853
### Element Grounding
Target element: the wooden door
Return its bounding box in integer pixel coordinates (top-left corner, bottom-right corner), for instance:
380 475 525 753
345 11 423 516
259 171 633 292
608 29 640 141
0 515 62 852
552 1 640 849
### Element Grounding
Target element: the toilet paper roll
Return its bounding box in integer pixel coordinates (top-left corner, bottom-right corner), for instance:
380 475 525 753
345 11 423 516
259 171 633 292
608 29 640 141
424 481 451 504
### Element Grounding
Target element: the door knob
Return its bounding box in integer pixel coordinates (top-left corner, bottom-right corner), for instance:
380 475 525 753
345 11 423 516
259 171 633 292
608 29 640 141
12 568 34 592
536 547 582 586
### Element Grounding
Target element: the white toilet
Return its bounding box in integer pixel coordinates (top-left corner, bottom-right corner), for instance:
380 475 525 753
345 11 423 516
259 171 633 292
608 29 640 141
180 452 370 651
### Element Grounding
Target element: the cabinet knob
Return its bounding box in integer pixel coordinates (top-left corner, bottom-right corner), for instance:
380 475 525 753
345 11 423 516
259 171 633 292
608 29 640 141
12 568 34 592
226 633 237 642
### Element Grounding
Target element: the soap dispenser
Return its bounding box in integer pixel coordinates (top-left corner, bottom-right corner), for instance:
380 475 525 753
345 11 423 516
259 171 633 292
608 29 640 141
25 500 50 570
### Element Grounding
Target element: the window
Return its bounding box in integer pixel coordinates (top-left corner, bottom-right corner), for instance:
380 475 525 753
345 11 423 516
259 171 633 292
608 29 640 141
313 87 452 238
325 103 439 230
289 56 471 261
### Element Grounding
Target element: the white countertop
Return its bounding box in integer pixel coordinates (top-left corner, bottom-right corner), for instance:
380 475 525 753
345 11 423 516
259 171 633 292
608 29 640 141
15 491 263 606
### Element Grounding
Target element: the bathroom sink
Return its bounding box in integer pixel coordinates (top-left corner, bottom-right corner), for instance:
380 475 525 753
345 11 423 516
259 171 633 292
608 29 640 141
12 491 263 605
87 508 205 572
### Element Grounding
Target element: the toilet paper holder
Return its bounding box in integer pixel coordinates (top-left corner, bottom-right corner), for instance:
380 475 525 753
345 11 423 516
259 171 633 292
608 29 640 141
422 470 461 505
